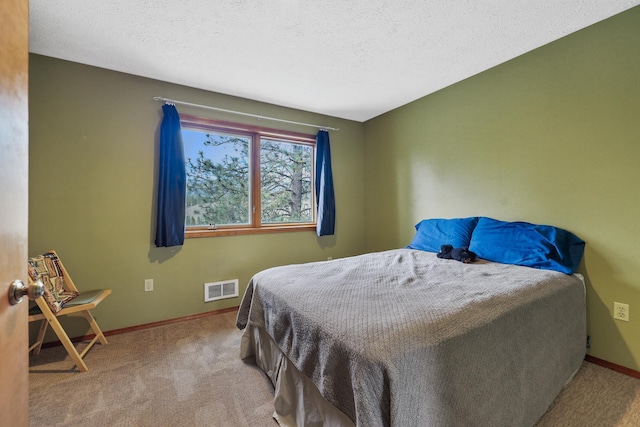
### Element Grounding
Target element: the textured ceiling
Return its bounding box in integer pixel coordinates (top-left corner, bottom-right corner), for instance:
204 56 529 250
29 1 640 122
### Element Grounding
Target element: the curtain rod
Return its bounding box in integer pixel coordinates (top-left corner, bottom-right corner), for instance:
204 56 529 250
153 96 339 131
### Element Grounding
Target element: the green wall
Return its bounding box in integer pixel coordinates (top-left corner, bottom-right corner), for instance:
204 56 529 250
28 54 365 338
364 7 640 370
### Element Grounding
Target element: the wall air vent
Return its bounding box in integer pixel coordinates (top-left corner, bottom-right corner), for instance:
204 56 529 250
204 279 239 302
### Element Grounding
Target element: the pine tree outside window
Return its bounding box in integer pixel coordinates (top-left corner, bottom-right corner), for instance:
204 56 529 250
180 114 316 237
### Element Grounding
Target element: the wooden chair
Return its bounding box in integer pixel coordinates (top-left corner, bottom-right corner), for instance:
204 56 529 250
27 250 111 372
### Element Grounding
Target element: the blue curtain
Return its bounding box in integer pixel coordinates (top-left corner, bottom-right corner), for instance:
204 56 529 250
315 130 335 236
155 104 186 247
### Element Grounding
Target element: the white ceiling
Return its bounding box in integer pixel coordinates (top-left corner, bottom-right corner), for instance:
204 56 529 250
29 1 640 122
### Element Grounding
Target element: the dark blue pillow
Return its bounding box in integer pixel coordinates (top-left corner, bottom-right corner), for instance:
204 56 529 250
408 217 479 253
468 217 585 274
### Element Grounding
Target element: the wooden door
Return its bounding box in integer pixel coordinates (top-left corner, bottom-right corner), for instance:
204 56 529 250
0 0 30 426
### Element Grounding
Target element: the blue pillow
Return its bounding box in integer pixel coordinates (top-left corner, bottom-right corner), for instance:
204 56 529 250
408 217 479 253
468 217 585 274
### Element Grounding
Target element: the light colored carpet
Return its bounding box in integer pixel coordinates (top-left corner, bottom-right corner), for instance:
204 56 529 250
29 311 640 426
29 312 276 427
535 360 640 427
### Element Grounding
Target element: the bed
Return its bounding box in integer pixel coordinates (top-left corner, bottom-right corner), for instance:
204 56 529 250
236 217 587 426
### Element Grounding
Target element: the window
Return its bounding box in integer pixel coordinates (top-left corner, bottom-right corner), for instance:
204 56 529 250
180 114 316 237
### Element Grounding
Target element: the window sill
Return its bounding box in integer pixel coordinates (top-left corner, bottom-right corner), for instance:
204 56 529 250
185 224 316 238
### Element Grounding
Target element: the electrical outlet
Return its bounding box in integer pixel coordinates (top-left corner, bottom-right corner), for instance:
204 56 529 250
613 302 629 322
145 279 154 292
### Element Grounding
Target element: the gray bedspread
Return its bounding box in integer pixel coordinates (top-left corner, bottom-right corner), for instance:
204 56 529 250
236 249 586 427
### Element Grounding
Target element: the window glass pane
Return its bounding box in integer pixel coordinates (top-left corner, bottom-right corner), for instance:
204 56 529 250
183 129 251 226
260 138 313 224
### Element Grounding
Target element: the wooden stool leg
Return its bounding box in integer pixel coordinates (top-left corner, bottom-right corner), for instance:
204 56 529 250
46 316 88 372
29 319 48 355
80 310 108 345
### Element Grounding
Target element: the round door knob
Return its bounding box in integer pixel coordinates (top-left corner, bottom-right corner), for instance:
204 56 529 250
8 279 45 306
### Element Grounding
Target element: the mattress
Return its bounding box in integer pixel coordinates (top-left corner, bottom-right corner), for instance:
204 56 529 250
236 249 586 426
